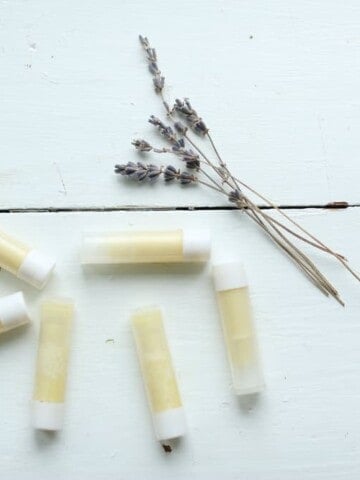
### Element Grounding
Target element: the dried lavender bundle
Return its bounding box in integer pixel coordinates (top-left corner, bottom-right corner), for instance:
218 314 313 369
115 35 360 305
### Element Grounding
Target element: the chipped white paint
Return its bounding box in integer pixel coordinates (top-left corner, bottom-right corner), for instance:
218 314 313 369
0 210 359 479
0 1 360 208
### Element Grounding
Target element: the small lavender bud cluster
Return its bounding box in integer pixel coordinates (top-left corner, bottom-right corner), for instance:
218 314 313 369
132 139 153 152
139 35 165 93
115 162 196 185
228 189 243 204
174 121 188 136
172 144 200 170
148 116 187 151
147 117 199 169
173 98 208 135
163 166 195 184
115 162 162 181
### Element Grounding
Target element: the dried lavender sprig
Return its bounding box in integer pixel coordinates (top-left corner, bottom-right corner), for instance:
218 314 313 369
115 161 223 192
132 137 200 170
147 116 201 169
115 161 162 181
132 139 153 152
148 116 183 147
132 34 360 302
132 134 223 192
139 35 165 94
173 98 208 135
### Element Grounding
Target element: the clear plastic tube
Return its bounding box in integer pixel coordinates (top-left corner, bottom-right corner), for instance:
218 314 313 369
131 306 186 442
212 261 264 395
32 298 74 430
81 229 210 264
0 229 55 289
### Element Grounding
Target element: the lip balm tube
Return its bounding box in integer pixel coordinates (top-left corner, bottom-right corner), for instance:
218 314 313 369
81 229 211 264
212 261 264 395
131 306 186 442
32 298 74 431
0 292 31 334
0 229 55 289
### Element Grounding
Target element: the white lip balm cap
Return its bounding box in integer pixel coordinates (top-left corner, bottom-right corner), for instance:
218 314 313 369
182 229 211 261
0 292 31 332
153 407 187 441
81 234 102 264
233 364 265 396
212 261 248 291
32 401 65 431
17 250 56 289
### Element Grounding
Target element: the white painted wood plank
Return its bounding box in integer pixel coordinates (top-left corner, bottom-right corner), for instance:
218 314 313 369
0 209 359 479
1 0 360 208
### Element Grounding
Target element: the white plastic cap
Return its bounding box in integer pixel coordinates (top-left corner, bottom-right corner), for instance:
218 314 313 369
81 234 102 264
17 249 56 289
32 401 65 431
182 229 211 261
232 364 265 396
152 407 187 441
0 292 30 332
212 261 248 291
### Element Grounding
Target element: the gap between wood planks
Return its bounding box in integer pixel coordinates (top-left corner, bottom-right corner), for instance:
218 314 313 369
0 202 356 213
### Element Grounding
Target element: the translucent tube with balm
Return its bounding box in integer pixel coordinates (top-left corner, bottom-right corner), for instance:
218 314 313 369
131 306 186 444
81 229 210 264
212 261 264 395
0 229 55 289
32 298 74 431
0 292 31 334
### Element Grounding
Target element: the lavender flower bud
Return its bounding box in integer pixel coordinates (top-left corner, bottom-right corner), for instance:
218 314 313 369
136 170 148 181
164 165 178 182
125 162 138 176
139 35 148 48
173 98 209 136
185 158 200 170
228 189 243 203
149 62 159 75
114 164 126 175
153 76 165 92
132 139 153 152
179 172 195 185
147 165 162 180
174 121 188 135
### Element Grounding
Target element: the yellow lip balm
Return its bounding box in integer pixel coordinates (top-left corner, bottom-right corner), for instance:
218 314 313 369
0 292 31 334
212 261 264 395
32 298 74 431
81 229 210 264
0 228 55 289
131 306 186 442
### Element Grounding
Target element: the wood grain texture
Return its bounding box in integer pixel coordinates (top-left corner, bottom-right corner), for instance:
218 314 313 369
0 209 359 479
0 0 360 208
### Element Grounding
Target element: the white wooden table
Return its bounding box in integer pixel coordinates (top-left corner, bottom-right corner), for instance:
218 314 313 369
1 2 360 479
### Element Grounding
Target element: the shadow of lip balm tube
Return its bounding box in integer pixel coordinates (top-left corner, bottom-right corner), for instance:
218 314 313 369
0 292 31 334
81 229 211 264
0 229 56 289
131 306 186 443
212 261 265 396
32 298 74 431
